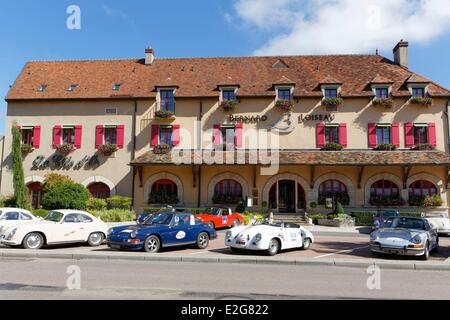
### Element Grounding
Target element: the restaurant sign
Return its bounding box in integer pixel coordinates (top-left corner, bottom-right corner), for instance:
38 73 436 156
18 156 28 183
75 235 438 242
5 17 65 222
228 115 268 123
298 114 335 122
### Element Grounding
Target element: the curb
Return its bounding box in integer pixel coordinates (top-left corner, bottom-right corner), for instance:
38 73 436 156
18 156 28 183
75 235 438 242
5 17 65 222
1 249 449 271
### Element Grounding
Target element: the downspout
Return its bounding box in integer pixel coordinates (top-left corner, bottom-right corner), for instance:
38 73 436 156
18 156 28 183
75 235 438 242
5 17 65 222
445 99 450 153
131 101 137 208
197 99 203 208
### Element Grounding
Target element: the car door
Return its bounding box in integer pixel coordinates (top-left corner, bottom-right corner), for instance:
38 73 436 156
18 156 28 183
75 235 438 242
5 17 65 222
219 209 230 227
56 214 86 243
165 214 196 245
284 227 302 249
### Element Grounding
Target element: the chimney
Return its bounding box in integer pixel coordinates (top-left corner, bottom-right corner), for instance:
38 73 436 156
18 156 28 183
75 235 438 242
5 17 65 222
393 40 408 68
145 47 154 65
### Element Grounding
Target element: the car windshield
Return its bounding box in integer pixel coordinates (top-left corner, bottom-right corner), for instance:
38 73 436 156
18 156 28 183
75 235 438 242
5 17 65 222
384 217 425 230
145 212 173 225
137 213 153 224
204 207 221 216
45 211 64 222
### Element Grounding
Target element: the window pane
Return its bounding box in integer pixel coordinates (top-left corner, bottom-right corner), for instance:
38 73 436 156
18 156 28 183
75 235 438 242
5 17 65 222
325 89 337 98
278 89 291 100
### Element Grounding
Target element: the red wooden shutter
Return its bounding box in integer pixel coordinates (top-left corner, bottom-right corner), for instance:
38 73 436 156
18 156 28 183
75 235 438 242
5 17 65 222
95 125 104 148
151 125 159 146
428 123 436 146
404 122 414 147
172 125 180 146
391 123 400 147
339 123 347 147
53 125 61 147
117 125 125 149
33 126 41 149
368 123 377 148
316 123 325 148
74 125 82 148
235 123 243 148
213 124 222 146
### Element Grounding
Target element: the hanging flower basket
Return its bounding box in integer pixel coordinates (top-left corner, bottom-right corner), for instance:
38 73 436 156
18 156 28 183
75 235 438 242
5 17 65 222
372 98 393 107
98 144 118 156
321 143 343 151
321 97 343 106
275 99 293 112
374 143 397 151
153 144 172 155
220 100 238 112
55 143 75 155
411 143 435 151
409 97 433 106
154 110 175 119
21 144 34 155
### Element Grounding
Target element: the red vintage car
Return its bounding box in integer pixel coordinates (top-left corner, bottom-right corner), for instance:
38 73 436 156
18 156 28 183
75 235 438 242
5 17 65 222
196 207 244 229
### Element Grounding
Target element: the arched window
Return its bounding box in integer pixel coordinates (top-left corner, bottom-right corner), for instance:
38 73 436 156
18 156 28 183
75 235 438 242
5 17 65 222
370 180 399 197
318 180 349 205
149 179 178 204
409 180 437 197
213 179 243 204
88 182 111 199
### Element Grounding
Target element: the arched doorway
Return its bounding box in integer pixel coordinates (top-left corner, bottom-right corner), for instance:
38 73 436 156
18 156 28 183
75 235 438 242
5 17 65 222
268 181 306 213
27 182 42 209
87 182 111 199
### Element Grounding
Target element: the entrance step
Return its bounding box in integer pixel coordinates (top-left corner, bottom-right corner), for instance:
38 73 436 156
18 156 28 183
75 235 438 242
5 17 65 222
273 214 308 225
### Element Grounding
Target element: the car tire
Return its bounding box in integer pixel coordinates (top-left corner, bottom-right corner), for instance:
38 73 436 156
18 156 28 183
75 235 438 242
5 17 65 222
208 222 215 229
231 219 240 227
301 238 311 250
196 232 209 249
266 238 280 256
432 237 439 253
420 241 430 261
87 232 104 247
144 235 161 253
22 232 44 250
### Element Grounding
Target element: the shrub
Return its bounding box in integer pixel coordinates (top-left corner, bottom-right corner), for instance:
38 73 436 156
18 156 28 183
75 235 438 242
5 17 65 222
369 194 405 206
154 110 175 118
409 194 443 207
306 213 325 224
107 196 132 209
400 212 423 217
409 97 433 105
0 195 17 208
90 209 136 222
309 202 317 209
42 173 73 194
220 100 238 112
148 190 178 205
335 202 345 214
374 143 397 151
212 193 243 205
153 144 172 155
411 143 435 151
372 98 393 107
241 212 268 225
321 97 343 106
87 197 107 211
275 99 293 111
41 182 90 210
318 191 350 206
235 201 245 213
98 144 118 156
321 142 343 151
32 209 50 218
350 211 375 226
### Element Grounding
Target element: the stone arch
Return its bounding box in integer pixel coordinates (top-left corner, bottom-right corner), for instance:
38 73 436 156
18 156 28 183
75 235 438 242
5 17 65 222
406 172 446 206
261 172 310 212
207 172 249 204
143 172 183 204
24 175 45 185
82 176 116 196
313 172 356 206
364 172 403 206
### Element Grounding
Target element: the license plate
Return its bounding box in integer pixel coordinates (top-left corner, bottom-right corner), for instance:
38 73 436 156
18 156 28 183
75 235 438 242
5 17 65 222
236 239 246 245
110 244 121 249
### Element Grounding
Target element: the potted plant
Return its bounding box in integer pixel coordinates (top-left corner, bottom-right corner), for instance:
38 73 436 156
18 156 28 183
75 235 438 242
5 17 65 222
21 144 34 155
372 98 394 107
374 143 397 151
321 142 343 151
220 100 238 112
369 194 405 206
148 190 179 205
154 110 175 119
55 143 75 155
411 143 435 150
98 144 118 156
409 97 433 106
409 194 443 207
153 144 172 155
275 99 293 112
321 97 343 106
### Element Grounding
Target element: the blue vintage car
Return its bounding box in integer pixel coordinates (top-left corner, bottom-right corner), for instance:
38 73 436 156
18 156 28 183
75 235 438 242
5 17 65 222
107 211 217 252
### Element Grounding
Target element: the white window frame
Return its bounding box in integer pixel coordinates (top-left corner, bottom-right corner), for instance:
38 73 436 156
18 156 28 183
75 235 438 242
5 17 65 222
102 124 119 145
407 84 429 96
60 125 76 145
219 86 238 102
371 85 392 97
156 87 177 111
321 85 341 99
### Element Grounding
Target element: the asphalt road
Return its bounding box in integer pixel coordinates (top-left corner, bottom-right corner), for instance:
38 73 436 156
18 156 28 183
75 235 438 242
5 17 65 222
0 257 449 300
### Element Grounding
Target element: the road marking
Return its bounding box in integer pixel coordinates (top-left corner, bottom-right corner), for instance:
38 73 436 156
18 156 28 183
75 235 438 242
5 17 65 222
313 245 369 259
188 251 207 255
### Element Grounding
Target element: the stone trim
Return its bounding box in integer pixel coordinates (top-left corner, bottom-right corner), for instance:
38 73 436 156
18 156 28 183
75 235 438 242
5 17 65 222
24 175 45 185
82 176 117 196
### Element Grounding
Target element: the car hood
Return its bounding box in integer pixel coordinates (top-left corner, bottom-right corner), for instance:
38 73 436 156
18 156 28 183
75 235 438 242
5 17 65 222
376 228 423 241
195 214 215 221
232 224 284 236
426 217 450 227
110 223 170 234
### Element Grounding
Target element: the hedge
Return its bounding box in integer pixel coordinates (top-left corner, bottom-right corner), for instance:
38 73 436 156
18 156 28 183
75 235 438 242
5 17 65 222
351 211 424 226
90 209 137 222
143 207 206 215
32 209 50 218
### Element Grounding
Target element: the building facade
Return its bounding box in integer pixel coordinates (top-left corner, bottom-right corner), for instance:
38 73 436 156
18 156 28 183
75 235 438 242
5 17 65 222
3 41 450 214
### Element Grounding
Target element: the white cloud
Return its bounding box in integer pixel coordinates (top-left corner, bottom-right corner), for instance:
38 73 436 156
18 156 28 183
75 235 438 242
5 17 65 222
102 4 136 29
231 0 450 55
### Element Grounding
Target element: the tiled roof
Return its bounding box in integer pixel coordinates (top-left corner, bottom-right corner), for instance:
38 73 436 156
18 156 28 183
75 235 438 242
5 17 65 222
370 74 394 84
406 74 431 84
6 54 450 101
130 150 450 166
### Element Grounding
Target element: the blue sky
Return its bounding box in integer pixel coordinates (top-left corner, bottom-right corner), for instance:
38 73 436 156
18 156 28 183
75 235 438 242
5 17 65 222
1 0 450 134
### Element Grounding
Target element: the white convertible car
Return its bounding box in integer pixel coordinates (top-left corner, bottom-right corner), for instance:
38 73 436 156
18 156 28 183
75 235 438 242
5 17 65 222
0 210 108 249
0 208 40 234
424 212 450 236
225 221 314 256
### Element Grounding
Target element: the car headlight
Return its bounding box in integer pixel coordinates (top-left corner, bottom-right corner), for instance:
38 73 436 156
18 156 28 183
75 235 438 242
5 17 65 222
255 233 262 242
225 231 232 239
7 228 17 240
370 232 379 241
107 228 113 236
130 230 137 239
412 235 422 244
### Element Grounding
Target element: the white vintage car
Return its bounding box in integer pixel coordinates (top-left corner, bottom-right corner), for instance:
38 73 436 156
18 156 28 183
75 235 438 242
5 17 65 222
0 208 40 234
225 221 314 256
424 212 450 236
0 210 108 249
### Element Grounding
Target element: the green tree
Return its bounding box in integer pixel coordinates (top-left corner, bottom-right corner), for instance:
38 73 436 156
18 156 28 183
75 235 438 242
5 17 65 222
41 182 90 210
11 123 30 209
42 173 73 194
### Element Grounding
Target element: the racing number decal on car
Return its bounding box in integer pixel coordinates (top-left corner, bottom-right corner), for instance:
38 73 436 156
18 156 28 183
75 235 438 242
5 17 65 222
222 217 228 225
290 233 298 241
176 231 186 239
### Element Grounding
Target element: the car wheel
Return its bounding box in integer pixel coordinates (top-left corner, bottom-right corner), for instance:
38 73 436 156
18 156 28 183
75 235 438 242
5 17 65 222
208 222 215 229
144 235 161 253
432 237 439 253
22 232 44 250
87 232 104 247
231 219 240 227
420 241 430 261
266 238 280 256
301 238 311 250
196 232 209 249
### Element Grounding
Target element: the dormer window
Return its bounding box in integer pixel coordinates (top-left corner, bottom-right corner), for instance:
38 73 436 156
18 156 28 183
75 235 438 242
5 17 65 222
375 87 389 98
324 88 338 98
112 83 122 91
37 84 48 93
412 87 425 98
159 89 175 113
67 84 78 92
221 89 237 101
276 87 292 101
